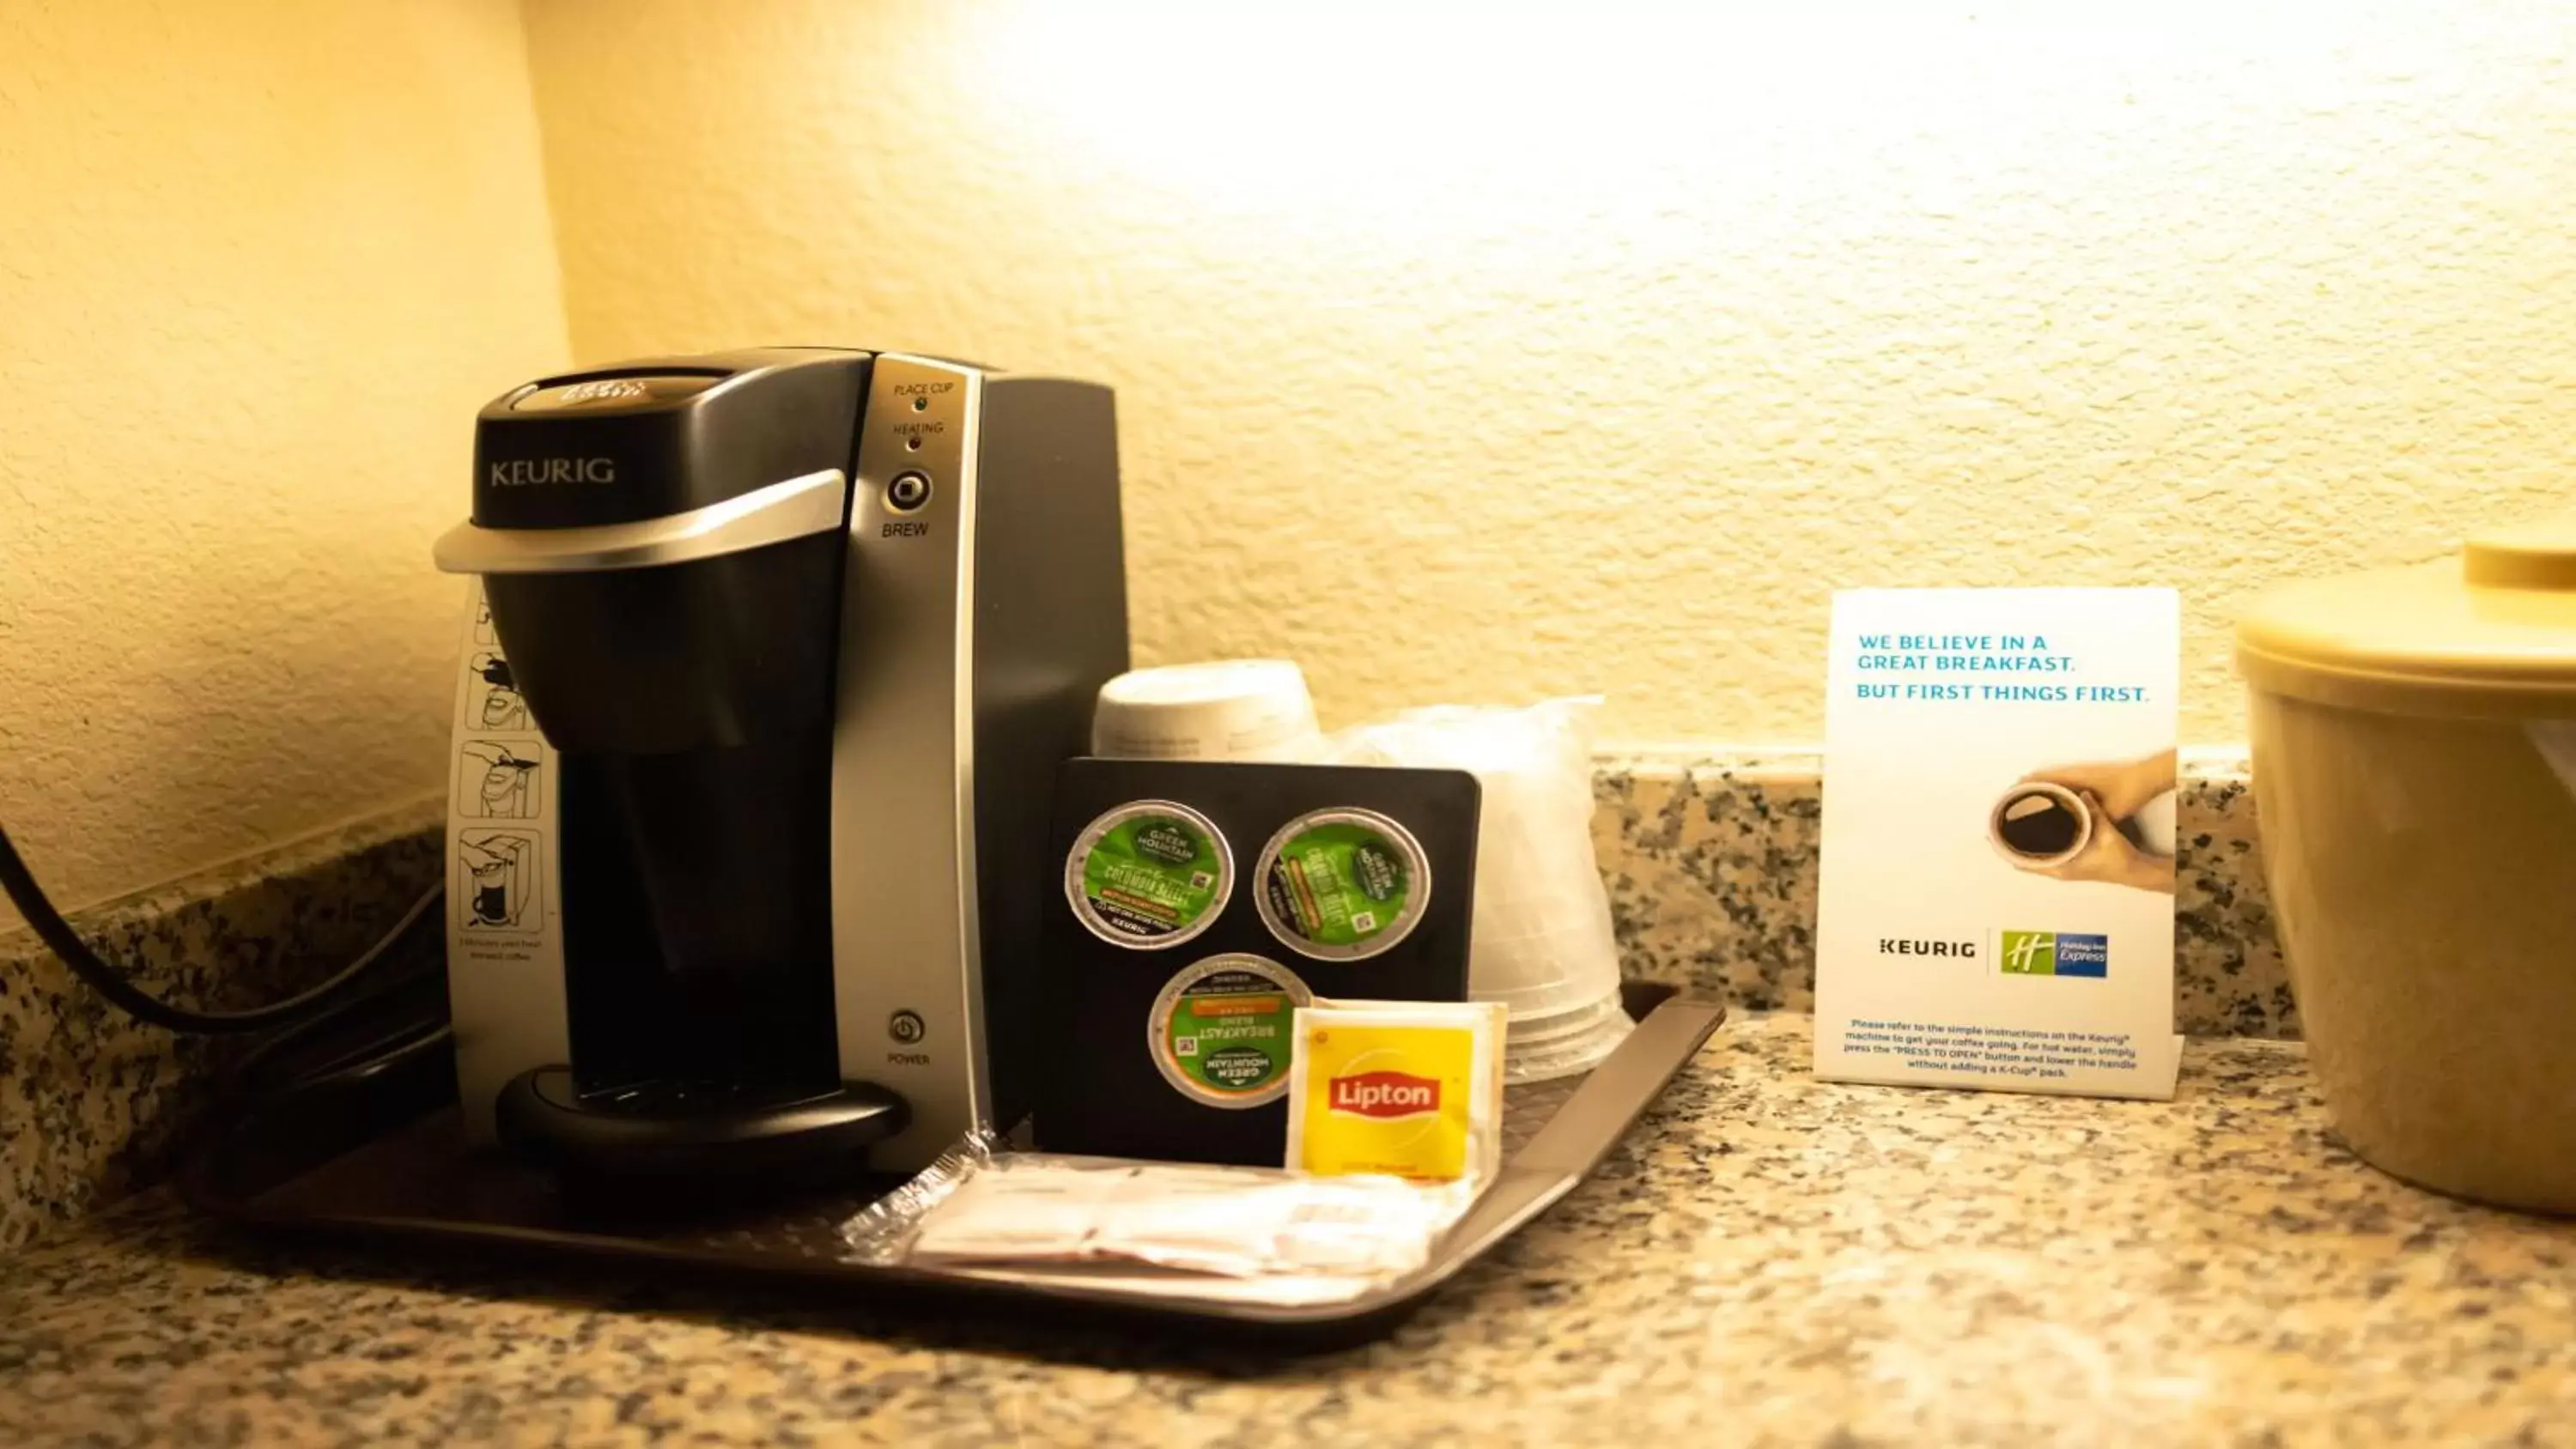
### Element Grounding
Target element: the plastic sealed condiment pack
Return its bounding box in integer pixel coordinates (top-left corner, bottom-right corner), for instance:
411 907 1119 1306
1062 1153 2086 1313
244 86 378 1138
1285 1001 1505 1184
838 1129 1477 1294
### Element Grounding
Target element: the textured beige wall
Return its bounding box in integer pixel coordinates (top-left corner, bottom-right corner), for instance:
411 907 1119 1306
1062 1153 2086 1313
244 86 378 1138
0 2 568 914
524 0 2575 746
10 2 2570 924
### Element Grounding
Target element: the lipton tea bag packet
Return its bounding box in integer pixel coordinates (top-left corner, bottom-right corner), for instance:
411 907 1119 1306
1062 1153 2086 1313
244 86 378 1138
1285 1001 1506 1185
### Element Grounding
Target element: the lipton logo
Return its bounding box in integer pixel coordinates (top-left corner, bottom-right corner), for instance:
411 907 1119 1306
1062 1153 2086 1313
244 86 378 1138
488 458 617 487
1328 1070 1439 1119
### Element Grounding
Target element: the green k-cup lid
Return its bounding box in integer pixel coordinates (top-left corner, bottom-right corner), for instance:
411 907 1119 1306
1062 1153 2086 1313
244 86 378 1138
1255 807 1431 961
1066 800 1233 949
1147 954 1311 1108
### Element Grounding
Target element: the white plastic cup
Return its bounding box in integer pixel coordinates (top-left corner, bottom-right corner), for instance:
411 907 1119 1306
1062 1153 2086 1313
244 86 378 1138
1504 1004 1633 1083
1091 660 1323 762
1465 918 1624 1018
1337 700 1624 1022
1501 991 1625 1046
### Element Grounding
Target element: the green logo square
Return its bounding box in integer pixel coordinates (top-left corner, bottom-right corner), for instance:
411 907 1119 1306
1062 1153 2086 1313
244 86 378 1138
2000 931 2058 975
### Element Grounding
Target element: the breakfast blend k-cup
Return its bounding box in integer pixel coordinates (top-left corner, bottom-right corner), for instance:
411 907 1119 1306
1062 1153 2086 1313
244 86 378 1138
1148 954 1312 1108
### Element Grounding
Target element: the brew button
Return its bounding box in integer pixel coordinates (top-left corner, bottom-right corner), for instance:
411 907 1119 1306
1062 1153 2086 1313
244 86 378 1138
886 472 932 512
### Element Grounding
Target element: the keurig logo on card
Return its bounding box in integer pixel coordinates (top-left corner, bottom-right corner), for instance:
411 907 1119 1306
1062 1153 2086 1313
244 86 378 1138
1879 938 1978 958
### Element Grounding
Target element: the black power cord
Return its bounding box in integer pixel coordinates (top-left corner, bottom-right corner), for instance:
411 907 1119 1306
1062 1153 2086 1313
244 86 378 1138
0 821 442 1035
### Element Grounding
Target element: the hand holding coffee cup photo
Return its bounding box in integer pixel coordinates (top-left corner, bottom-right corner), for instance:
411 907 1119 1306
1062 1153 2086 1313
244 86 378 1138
1989 749 2178 895
1988 782 2093 868
2015 747 2178 828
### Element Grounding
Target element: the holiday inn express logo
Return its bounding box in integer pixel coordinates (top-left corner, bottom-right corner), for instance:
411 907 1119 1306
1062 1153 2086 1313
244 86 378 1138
2000 931 2054 973
2000 931 2110 979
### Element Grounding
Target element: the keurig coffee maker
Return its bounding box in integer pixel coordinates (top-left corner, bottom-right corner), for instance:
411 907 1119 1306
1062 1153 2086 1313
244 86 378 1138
431 349 1125 1178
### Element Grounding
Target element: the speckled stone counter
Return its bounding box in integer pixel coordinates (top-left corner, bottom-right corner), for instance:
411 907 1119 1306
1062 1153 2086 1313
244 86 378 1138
0 806 440 1249
7 1015 2570 1447
3 755 2287 1251
1594 749 2286 1038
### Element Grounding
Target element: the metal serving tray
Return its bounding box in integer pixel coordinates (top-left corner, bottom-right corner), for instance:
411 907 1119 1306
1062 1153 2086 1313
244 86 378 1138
185 985 1722 1345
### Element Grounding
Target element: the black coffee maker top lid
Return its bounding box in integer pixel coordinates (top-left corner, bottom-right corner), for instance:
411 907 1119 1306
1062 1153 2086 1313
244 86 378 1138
469 349 872 531
507 372 727 415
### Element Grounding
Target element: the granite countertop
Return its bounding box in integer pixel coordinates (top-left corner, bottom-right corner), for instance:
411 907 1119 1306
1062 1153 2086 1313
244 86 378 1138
5 1015 2573 1446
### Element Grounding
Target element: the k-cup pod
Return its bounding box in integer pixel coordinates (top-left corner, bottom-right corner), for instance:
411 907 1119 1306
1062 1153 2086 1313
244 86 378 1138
1091 660 1323 762
1147 954 1312 1108
1066 800 1232 949
1255 807 1431 961
1987 781 2095 869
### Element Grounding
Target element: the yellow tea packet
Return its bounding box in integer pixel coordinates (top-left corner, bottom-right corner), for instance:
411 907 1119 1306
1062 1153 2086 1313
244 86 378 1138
1285 1001 1505 1184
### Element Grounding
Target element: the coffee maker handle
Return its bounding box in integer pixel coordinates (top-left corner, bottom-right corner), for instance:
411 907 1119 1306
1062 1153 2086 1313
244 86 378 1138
431 468 848 576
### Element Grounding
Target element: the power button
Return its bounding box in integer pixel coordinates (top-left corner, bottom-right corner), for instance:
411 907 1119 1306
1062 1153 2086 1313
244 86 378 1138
886 471 933 512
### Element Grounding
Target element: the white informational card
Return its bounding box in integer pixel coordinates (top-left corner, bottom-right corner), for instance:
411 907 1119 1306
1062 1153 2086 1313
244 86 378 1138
1814 588 2184 1100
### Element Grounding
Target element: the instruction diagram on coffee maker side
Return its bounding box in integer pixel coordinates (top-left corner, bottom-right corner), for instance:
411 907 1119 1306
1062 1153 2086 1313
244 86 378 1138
458 829 541 931
457 741 542 820
467 652 530 731
449 582 562 1009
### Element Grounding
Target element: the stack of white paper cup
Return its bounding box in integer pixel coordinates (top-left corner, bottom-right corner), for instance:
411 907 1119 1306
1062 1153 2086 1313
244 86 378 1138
1091 660 1324 763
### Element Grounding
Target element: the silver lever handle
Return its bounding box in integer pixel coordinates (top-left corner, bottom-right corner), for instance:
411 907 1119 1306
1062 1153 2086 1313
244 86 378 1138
431 468 848 576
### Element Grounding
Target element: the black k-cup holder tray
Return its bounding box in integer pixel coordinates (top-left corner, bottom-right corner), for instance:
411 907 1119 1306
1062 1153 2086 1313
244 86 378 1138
183 985 1722 1345
1041 758 1486 1166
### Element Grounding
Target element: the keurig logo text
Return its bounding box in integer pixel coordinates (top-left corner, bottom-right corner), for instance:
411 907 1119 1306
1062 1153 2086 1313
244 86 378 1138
488 458 617 487
1880 938 1978 958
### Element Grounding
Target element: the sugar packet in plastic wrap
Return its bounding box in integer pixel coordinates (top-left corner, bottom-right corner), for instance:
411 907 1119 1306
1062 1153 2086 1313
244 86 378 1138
839 1131 1474 1294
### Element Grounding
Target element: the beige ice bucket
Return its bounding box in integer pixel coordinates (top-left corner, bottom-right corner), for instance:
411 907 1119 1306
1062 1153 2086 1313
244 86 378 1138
2237 518 2576 1213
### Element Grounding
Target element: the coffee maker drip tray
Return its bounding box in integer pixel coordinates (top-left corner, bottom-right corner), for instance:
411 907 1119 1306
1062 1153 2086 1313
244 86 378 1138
494 1067 908 1182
